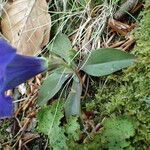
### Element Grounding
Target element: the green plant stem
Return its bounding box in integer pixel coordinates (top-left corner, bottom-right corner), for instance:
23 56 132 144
47 55 66 71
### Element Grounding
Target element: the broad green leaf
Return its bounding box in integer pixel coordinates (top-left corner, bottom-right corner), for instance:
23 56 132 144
38 71 70 106
37 103 68 150
48 33 72 63
65 77 82 118
82 48 135 76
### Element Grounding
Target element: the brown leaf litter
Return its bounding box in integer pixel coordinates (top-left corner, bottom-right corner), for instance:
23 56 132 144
1 0 51 56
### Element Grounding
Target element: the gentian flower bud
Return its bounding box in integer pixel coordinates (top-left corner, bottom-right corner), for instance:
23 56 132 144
0 39 48 119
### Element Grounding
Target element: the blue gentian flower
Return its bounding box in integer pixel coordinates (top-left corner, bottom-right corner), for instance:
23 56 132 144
0 39 48 91
0 39 48 119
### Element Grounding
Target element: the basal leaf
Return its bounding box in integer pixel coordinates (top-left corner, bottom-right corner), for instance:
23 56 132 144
82 48 135 76
38 71 70 106
65 77 82 118
48 33 72 63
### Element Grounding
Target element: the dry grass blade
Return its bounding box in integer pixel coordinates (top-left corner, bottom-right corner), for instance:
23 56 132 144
1 0 51 56
108 19 136 36
72 1 114 52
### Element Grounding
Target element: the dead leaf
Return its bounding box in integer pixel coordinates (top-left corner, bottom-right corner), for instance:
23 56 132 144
3 145 12 150
108 19 136 36
1 0 51 56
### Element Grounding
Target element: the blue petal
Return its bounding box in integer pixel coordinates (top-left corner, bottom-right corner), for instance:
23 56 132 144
0 39 48 91
2 55 48 91
0 39 16 90
0 39 16 65
0 93 13 119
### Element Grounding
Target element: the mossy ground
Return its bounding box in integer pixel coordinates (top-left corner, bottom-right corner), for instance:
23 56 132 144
85 2 150 149
0 120 12 147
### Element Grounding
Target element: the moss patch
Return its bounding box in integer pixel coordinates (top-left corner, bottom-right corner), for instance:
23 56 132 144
0 120 12 146
90 2 150 149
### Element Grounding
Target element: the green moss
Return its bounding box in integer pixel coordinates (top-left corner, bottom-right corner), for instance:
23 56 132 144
90 2 150 149
0 120 12 145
